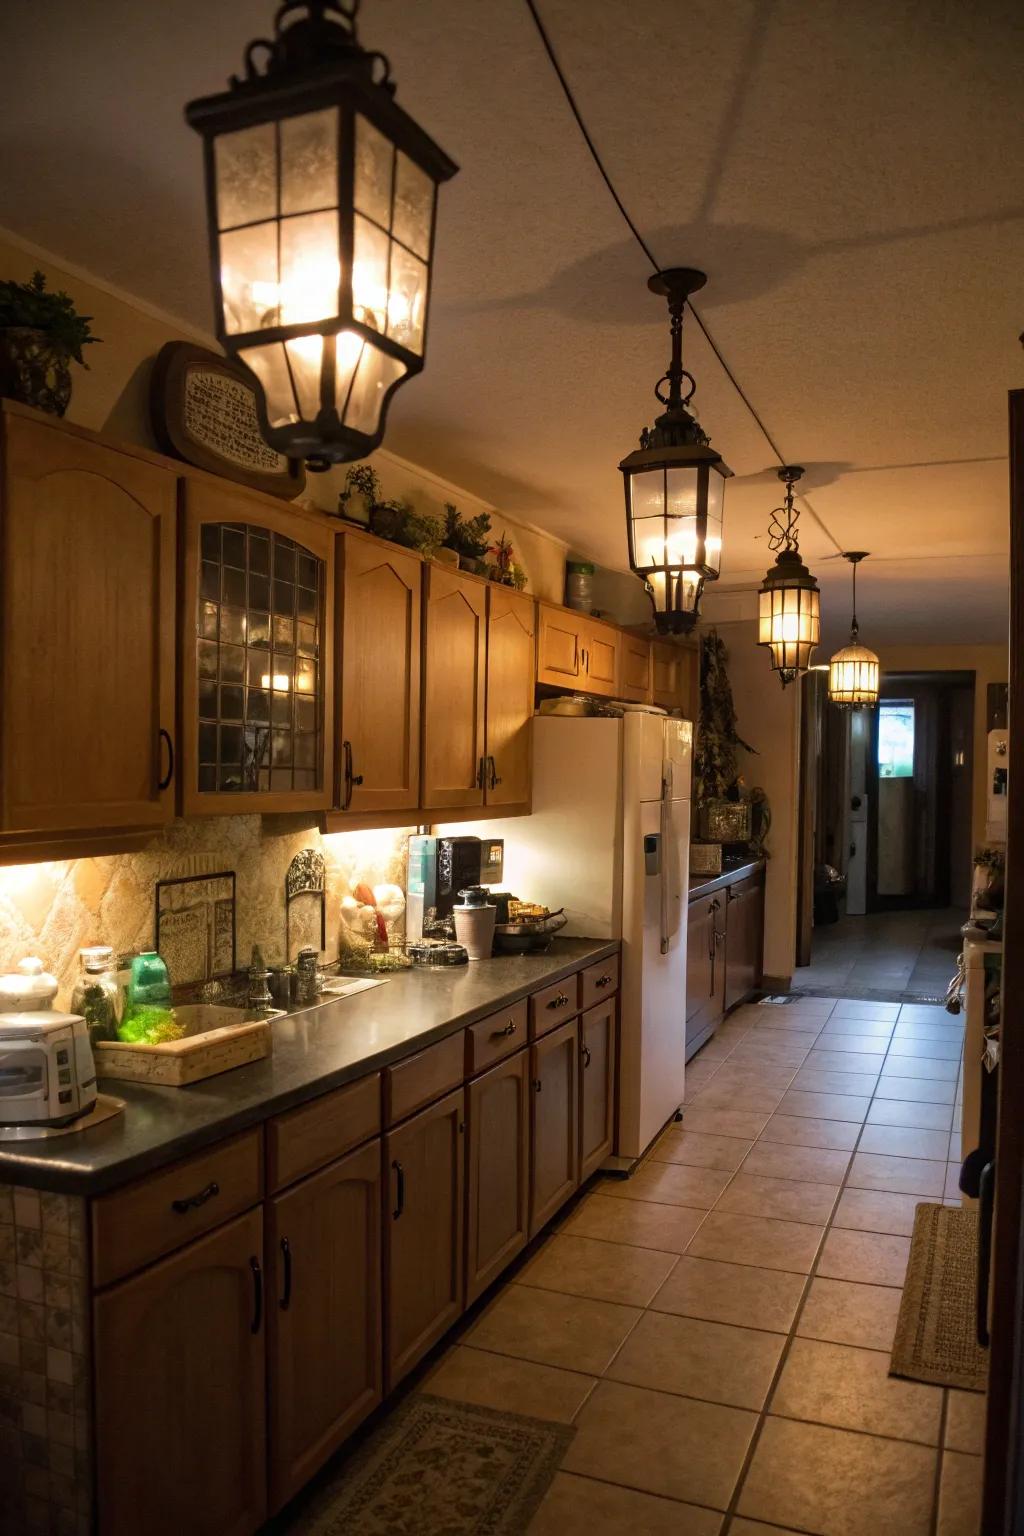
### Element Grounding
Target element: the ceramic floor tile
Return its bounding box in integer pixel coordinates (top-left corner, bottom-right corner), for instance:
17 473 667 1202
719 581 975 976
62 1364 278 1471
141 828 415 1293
867 1099 954 1132
822 1017 896 1037
527 1473 723 1536
887 1037 964 1061
791 1069 880 1097
817 1228 911 1286
758 1114 861 1151
422 1345 596 1423
464 1283 641 1374
883 1056 960 1082
738 1415 937 1536
937 1451 982 1536
848 1152 947 1197
945 1163 964 1200
874 1076 957 1105
833 1188 924 1237
770 1336 942 1443
602 1161 732 1210
740 1141 853 1184
858 1124 951 1160
688 1085 788 1115
811 1032 892 1054
717 1172 839 1225
563 1380 757 1510
797 1276 903 1350
807 1048 888 1074
945 1390 987 1456
687 1211 823 1274
519 1233 678 1307
607 1310 785 1411
752 1015 825 1035
730 1523 806 1536
894 1021 965 1041
651 1255 806 1334
899 1004 950 1022
561 1192 705 1254
651 1129 753 1171
682 1106 773 1140
832 1001 901 1021
778 1090 871 1123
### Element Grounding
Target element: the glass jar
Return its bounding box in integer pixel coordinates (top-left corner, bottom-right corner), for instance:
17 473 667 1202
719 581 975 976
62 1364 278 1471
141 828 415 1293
565 560 595 612
70 945 120 1047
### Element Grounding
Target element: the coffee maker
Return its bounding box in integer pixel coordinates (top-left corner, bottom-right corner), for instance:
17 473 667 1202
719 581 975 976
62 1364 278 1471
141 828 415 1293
407 836 482 939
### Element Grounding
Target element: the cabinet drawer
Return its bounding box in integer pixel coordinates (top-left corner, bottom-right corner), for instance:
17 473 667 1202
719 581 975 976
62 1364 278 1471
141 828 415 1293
529 977 581 1038
466 1000 528 1076
580 955 619 1011
91 1129 262 1288
385 1033 465 1126
266 1072 381 1193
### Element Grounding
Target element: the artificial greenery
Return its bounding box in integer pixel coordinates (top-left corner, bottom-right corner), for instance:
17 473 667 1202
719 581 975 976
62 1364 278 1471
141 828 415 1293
338 462 381 516
0 270 100 365
337 463 442 553
486 532 528 589
442 501 493 561
694 629 756 802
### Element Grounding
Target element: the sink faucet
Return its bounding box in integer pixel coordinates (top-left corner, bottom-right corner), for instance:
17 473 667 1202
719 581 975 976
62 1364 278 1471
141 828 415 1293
248 945 273 1015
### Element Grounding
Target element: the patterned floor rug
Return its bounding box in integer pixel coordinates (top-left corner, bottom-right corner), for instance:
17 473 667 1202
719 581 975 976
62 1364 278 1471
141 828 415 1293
890 1202 989 1391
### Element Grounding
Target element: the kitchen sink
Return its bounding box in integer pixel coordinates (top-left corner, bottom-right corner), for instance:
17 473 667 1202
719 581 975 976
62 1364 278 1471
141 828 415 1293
172 1004 285 1035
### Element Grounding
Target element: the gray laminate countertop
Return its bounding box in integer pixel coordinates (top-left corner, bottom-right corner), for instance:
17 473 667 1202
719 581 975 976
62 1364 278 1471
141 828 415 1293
0 938 617 1196
688 859 766 900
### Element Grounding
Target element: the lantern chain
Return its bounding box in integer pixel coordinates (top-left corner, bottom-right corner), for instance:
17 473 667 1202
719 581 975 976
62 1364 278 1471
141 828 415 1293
767 466 804 554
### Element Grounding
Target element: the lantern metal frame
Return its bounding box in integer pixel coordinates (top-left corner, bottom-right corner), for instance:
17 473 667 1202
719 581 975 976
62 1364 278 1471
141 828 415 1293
829 551 880 709
185 0 458 468
619 268 732 636
757 464 821 687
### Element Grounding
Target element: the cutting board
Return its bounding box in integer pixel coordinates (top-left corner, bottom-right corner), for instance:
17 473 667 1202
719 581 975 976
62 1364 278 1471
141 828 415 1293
95 1020 271 1087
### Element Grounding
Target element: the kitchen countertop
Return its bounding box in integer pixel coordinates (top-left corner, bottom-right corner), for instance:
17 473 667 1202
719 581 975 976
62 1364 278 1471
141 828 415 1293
0 938 617 1197
688 858 765 899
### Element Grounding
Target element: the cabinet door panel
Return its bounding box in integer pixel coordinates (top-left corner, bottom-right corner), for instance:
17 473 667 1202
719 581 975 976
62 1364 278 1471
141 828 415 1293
583 622 619 696
619 636 652 703
422 568 486 809
580 1001 616 1180
529 1019 579 1236
94 1209 265 1536
537 603 583 687
466 1051 529 1303
267 1140 382 1511
724 876 765 1010
1 413 176 832
485 587 535 806
338 532 421 813
385 1087 465 1388
686 894 725 1059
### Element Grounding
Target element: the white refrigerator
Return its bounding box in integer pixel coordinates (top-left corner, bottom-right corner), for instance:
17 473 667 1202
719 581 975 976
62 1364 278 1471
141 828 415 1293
486 713 692 1163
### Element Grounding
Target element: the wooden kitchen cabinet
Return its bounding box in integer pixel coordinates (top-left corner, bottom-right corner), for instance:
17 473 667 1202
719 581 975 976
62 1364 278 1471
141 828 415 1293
686 890 726 1060
529 1018 579 1236
266 1139 382 1511
537 602 585 688
651 641 689 712
724 873 766 1010
179 478 335 816
0 405 177 836
484 586 535 806
421 566 487 810
93 1208 266 1536
581 618 619 696
466 1050 530 1304
619 634 652 703
579 1001 617 1179
384 1087 465 1388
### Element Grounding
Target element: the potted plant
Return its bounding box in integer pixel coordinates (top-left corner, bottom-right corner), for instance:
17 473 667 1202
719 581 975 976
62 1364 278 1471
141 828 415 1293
337 464 443 554
337 463 380 527
441 502 492 574
0 270 100 417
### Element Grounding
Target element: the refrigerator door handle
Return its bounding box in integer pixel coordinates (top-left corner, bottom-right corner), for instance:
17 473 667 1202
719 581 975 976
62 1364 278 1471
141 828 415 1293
659 770 676 954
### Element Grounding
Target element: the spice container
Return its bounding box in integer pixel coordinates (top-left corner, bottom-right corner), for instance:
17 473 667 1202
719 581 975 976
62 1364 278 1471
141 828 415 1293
70 946 120 1047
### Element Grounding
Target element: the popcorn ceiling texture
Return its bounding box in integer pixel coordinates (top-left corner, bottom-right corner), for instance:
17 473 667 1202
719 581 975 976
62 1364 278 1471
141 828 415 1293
0 818 413 1007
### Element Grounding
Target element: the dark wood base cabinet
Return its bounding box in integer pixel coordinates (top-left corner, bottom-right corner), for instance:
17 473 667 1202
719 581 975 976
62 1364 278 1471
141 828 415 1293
529 1019 579 1237
466 1051 530 1304
686 867 765 1060
579 1001 616 1180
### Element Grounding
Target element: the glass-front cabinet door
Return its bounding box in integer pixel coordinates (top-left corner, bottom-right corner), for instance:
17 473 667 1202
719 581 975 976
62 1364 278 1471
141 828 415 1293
180 481 334 816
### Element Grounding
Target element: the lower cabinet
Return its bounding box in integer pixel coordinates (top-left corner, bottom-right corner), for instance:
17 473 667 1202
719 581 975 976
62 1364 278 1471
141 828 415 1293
579 1001 616 1179
529 1019 579 1237
384 1087 466 1390
724 875 766 1010
93 1208 267 1536
266 1139 383 1512
686 891 725 1060
466 1050 530 1304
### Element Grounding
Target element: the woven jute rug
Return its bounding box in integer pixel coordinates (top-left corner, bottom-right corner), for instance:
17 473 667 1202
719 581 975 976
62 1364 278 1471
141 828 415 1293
890 1202 988 1391
288 1393 574 1535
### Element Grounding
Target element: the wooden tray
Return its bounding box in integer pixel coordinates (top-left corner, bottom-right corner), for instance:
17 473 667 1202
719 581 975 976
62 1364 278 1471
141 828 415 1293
95 1020 271 1087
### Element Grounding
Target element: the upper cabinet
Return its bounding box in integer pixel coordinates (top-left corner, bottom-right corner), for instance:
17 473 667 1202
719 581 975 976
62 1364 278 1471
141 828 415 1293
180 480 335 817
335 530 422 817
536 603 619 698
484 587 535 808
0 407 177 836
619 635 652 704
652 640 697 716
421 566 487 811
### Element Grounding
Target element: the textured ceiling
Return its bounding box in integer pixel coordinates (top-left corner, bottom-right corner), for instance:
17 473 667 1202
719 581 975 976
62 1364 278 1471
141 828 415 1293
3 0 1020 642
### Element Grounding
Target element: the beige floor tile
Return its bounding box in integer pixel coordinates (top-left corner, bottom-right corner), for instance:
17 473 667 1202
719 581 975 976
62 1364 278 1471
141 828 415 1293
527 1473 723 1536
797 1276 903 1350
778 1089 871 1122
652 1254 806 1333
875 1075 957 1104
687 1211 823 1274
945 1390 987 1455
945 1163 963 1200
423 1344 595 1423
770 1336 942 1443
680 1106 773 1140
894 1021 965 1042
731 1522 806 1536
834 1188 924 1237
602 1161 732 1210
651 1129 753 1171
833 1000 901 1021
813 1031 892 1054
465 1283 641 1374
859 1124 951 1161
728 1041 812 1068
738 1415 937 1536
740 1140 853 1184
608 1310 785 1410
899 1004 949 1023
887 1037 964 1061
520 1233 678 1307
791 1069 880 1096
563 1380 757 1510
883 1056 960 1082
752 1014 825 1035
562 1192 705 1253
937 1451 982 1535
758 1114 861 1151
807 1048 887 1074
818 1228 911 1286
822 1016 896 1037
867 1098 954 1132
848 1152 947 1196
717 1172 839 1225
688 1085 787 1115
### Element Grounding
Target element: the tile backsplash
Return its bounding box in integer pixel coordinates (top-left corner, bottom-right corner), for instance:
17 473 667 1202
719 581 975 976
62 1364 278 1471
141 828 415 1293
0 818 413 1007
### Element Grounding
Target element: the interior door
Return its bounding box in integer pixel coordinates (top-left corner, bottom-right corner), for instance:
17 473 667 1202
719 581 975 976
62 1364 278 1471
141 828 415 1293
421 567 486 809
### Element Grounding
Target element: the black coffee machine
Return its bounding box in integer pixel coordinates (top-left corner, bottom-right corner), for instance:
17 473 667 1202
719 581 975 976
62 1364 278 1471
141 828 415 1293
407 836 482 938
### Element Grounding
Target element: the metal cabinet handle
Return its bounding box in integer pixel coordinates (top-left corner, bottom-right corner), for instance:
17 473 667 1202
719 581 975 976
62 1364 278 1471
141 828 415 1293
977 1160 995 1346
581 1043 592 1069
157 728 175 792
250 1256 263 1335
392 1159 405 1220
476 756 486 790
491 1019 518 1039
342 740 363 809
546 992 570 1010
279 1237 292 1312
594 974 612 989
487 754 502 789
532 1078 542 1092
170 1180 219 1215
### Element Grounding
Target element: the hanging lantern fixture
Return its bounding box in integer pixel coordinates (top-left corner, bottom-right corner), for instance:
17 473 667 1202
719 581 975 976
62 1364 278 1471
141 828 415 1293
619 268 732 635
829 551 880 708
757 465 821 686
186 0 458 470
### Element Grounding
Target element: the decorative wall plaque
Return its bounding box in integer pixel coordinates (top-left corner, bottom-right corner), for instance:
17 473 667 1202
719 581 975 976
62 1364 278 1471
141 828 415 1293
150 342 305 499
155 870 237 987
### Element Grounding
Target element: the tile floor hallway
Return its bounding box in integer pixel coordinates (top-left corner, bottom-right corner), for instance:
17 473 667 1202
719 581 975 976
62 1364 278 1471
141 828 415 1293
421 995 985 1536
795 910 968 1000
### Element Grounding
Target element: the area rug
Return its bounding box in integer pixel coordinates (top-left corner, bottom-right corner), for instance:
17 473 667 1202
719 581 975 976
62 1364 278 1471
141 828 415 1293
291 1393 574 1535
890 1202 988 1391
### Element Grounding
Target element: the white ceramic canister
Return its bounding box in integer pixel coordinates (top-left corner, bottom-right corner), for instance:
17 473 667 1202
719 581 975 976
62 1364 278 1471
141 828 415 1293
452 888 497 961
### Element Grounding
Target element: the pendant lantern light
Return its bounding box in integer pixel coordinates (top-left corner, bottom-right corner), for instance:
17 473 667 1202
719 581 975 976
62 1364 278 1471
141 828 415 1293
619 268 732 635
186 0 458 470
829 551 880 708
757 465 821 686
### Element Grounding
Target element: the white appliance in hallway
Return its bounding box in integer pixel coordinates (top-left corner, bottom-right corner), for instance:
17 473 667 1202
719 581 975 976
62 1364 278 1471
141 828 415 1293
486 713 692 1163
846 709 870 914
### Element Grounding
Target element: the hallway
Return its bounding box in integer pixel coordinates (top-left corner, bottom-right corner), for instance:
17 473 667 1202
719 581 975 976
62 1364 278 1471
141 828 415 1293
795 910 968 1001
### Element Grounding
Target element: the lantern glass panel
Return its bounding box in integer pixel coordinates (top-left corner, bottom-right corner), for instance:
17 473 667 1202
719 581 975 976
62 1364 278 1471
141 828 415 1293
393 152 434 259
215 123 276 229
387 243 427 354
280 108 338 216
629 469 664 522
284 336 324 417
343 344 407 435
665 466 700 518
221 220 279 334
279 209 340 326
239 342 297 427
706 469 725 575
353 214 390 332
355 115 394 226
